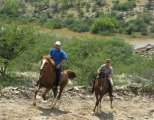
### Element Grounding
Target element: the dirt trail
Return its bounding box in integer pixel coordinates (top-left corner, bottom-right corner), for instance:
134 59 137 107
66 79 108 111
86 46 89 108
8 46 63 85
0 86 154 120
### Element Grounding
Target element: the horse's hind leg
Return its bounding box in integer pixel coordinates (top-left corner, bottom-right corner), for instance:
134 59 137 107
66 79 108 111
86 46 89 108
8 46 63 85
32 86 40 106
49 88 57 108
57 85 65 100
42 88 50 101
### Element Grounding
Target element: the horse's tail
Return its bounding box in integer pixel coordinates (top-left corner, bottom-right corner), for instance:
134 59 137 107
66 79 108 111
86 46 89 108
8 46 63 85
64 70 76 79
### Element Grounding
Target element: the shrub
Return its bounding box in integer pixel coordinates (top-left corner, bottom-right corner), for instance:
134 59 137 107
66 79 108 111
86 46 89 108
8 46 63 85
112 0 136 11
138 12 152 24
150 24 154 32
1 0 25 17
0 24 37 76
67 19 92 32
145 2 154 10
124 19 148 34
90 16 117 34
44 19 62 29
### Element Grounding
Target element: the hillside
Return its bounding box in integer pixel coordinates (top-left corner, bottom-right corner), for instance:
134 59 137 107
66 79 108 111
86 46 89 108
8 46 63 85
0 0 154 34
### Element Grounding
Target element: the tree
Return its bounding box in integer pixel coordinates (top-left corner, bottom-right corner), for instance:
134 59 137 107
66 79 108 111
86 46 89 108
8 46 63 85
0 25 36 76
90 16 117 34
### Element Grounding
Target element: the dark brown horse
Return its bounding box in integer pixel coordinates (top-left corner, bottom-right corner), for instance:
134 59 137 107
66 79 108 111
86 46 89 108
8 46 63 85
32 55 76 106
93 72 113 114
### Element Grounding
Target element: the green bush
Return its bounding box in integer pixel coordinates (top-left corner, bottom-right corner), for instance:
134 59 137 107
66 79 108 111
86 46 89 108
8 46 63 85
145 2 154 10
125 19 148 34
137 12 152 24
44 19 62 29
64 18 75 26
67 19 92 32
112 0 136 11
150 24 154 32
1 0 25 17
90 16 117 34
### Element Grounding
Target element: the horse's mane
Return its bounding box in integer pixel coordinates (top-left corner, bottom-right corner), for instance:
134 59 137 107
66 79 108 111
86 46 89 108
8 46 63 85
100 72 109 79
43 55 55 65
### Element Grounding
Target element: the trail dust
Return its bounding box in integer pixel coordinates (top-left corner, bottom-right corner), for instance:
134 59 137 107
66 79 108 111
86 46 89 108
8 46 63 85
0 84 154 120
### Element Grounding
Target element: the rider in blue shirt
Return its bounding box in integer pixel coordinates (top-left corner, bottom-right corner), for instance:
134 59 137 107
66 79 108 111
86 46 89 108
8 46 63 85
49 41 67 92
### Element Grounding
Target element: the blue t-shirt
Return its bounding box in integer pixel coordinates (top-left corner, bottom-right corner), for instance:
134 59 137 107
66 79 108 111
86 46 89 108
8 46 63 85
49 48 67 65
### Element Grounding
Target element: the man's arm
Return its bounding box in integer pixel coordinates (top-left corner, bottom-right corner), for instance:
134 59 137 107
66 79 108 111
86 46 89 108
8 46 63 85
109 67 113 77
56 60 66 68
49 48 54 57
97 65 103 74
56 51 67 68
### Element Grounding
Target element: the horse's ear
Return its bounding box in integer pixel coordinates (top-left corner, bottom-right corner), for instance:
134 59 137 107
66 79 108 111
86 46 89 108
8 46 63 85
47 55 51 59
43 55 52 60
48 55 52 58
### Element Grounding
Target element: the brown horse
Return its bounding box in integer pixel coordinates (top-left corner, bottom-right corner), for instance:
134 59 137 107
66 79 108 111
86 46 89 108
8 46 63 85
93 72 113 113
32 55 76 106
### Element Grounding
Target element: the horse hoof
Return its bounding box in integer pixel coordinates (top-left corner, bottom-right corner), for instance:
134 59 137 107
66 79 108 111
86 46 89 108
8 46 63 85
92 112 95 116
57 97 60 100
42 96 46 101
32 102 36 106
49 104 54 108
49 104 52 108
41 100 47 103
49 103 52 107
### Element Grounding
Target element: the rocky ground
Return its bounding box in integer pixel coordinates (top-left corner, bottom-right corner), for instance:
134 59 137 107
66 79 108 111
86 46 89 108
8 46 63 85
0 84 154 120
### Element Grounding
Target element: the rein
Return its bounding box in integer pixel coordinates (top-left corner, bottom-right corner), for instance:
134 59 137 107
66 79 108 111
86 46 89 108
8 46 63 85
99 75 109 81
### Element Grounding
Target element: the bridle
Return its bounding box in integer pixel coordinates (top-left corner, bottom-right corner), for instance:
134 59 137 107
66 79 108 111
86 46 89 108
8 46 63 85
99 72 109 81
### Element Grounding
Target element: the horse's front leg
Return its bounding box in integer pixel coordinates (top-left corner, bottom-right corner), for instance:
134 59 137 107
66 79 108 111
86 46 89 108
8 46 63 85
109 95 113 109
32 86 40 106
98 95 103 113
93 93 99 114
42 87 50 101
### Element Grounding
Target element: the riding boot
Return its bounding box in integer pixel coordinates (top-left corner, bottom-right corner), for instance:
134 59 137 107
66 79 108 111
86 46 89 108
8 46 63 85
54 67 61 92
90 78 97 93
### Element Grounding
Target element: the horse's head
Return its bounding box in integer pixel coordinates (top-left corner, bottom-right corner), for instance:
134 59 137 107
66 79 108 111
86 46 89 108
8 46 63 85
99 71 109 79
40 55 55 71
